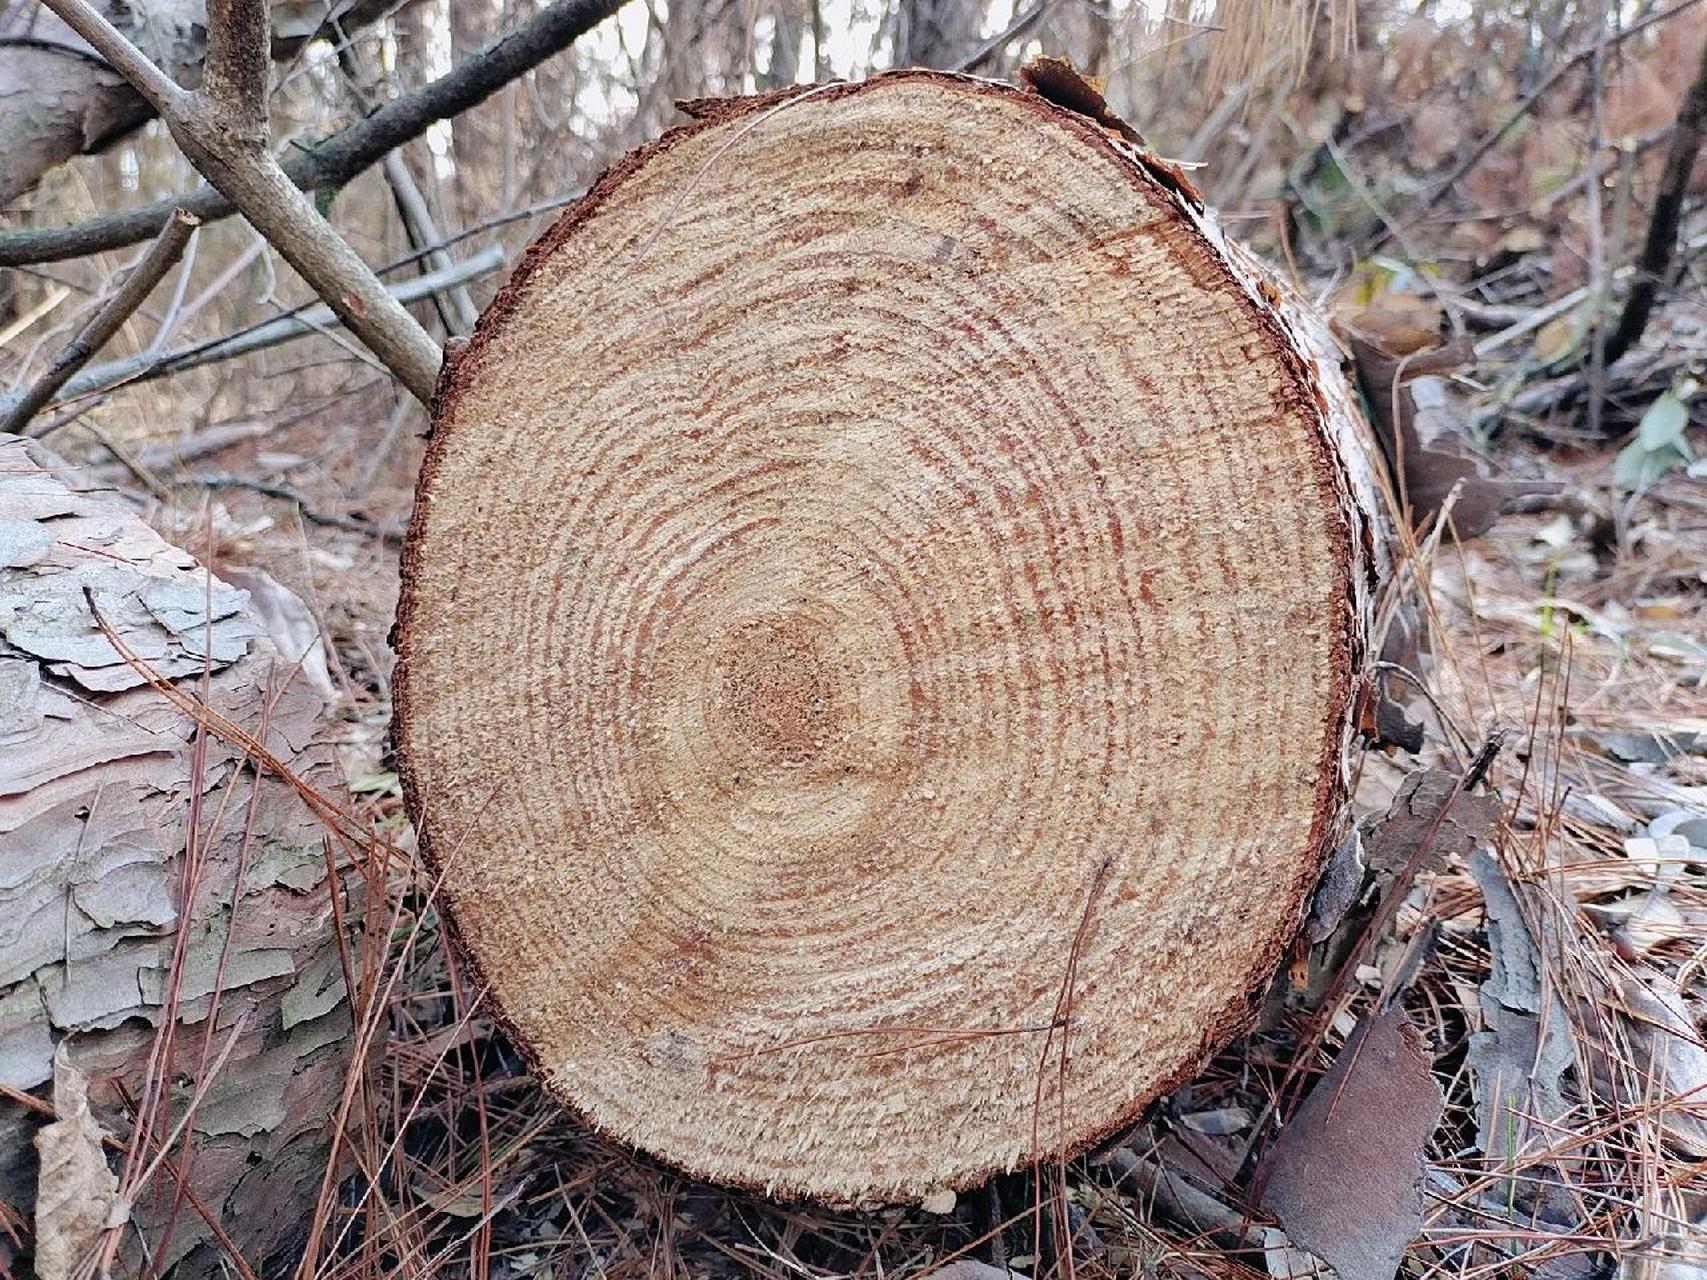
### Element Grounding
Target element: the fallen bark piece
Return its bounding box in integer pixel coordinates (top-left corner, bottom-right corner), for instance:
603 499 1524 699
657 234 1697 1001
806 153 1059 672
394 69 1385 1202
1258 1005 1443 1280
1466 848 1574 1170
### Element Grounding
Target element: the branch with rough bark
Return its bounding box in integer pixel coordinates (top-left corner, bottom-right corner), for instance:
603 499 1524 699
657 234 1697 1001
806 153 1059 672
0 208 197 435
0 0 631 268
39 0 443 402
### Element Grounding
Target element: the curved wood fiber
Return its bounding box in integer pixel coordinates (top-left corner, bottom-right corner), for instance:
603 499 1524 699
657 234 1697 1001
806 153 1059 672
394 69 1379 1203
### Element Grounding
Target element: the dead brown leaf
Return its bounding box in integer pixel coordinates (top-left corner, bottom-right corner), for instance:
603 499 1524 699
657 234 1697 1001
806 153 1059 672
32 1051 122 1280
1333 289 1446 356
1344 333 1517 537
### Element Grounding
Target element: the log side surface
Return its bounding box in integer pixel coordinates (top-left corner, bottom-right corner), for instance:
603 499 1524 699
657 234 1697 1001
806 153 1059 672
0 435 352 1277
393 70 1381 1202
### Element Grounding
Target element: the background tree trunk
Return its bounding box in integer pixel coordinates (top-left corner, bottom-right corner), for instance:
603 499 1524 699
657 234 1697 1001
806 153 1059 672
0 435 355 1278
892 0 982 67
391 69 1388 1205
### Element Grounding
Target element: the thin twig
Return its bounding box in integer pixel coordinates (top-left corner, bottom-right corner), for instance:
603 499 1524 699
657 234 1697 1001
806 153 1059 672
0 209 197 435
954 0 1052 73
188 474 405 544
0 245 504 423
381 150 481 335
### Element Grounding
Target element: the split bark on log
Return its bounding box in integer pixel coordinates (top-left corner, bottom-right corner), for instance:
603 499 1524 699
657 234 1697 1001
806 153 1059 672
0 436 353 1277
392 69 1387 1203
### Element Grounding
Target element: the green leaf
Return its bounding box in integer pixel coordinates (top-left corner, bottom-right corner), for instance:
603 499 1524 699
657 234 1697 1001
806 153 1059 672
1637 384 1691 451
1614 436 1681 489
1615 378 1698 490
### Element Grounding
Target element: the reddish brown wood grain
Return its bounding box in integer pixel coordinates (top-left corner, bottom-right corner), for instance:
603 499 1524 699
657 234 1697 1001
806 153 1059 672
393 69 1384 1203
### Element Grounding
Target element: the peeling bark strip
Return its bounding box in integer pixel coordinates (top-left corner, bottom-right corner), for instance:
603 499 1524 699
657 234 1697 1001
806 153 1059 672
393 69 1387 1203
0 436 352 1278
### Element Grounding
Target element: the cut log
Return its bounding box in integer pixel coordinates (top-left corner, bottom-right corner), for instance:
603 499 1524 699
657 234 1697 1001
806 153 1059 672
0 436 353 1277
393 69 1385 1203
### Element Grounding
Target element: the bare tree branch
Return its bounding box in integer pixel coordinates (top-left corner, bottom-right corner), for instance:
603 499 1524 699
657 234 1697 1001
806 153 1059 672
0 245 504 423
333 30 481 335
1601 31 1707 370
203 0 272 130
40 0 443 402
0 209 198 435
0 0 632 267
39 2 192 113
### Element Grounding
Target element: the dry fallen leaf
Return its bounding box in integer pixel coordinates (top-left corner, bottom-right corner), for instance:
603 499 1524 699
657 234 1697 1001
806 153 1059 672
1532 314 1580 363
1341 331 1551 538
1611 968 1707 1158
33 1050 123 1280
1333 287 1446 357
1258 1005 1444 1280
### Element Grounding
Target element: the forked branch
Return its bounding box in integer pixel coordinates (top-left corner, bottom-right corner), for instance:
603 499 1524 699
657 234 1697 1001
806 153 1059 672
39 0 443 402
0 0 631 268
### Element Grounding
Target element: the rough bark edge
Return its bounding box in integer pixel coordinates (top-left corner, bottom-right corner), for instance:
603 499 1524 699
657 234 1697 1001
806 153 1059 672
391 67 1382 1204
